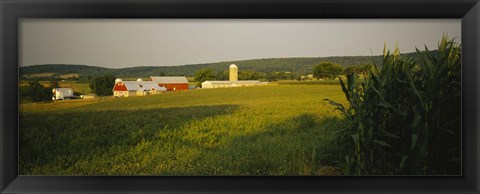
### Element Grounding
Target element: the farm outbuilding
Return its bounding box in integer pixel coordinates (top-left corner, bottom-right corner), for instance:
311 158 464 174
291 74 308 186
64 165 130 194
201 64 268 89
202 80 267 89
52 88 74 100
113 78 167 97
150 76 189 91
80 94 95 99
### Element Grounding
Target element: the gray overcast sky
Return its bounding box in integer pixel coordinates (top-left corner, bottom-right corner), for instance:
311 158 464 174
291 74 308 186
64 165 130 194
20 19 461 68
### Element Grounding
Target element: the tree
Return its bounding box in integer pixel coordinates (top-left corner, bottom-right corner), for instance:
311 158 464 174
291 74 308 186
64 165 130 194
50 78 60 88
215 70 229 80
194 68 215 88
344 66 360 75
313 62 344 79
359 64 373 76
26 80 52 102
344 64 374 76
238 70 265 80
266 72 278 81
90 75 116 96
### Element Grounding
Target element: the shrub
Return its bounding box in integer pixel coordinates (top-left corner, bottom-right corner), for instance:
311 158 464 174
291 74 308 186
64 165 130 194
194 68 215 88
313 62 344 80
325 36 461 175
89 75 116 96
25 80 53 102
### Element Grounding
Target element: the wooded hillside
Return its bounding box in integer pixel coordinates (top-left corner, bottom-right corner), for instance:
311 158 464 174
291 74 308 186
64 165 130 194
21 52 426 78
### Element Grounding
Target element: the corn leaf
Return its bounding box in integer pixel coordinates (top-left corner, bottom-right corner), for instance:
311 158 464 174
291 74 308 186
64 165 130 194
372 140 391 148
411 134 418 151
399 155 409 171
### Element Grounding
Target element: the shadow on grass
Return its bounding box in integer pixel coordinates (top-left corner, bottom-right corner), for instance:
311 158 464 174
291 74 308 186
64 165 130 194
186 113 345 176
19 104 240 175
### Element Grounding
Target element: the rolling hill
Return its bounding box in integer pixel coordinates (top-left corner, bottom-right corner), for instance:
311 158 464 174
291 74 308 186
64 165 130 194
20 55 388 78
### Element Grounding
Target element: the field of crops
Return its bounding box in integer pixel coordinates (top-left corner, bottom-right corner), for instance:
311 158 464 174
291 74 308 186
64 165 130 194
19 84 347 175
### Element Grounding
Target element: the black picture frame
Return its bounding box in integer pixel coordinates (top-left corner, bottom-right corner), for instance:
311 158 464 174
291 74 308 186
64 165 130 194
1 0 479 193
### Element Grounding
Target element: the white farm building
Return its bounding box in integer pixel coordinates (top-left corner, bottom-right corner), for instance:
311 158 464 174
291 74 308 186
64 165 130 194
201 64 267 89
52 88 74 100
202 80 266 88
112 78 167 97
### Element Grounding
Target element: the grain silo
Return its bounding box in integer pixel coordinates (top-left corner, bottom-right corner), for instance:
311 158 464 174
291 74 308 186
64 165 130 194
201 64 268 88
115 78 123 84
229 64 238 81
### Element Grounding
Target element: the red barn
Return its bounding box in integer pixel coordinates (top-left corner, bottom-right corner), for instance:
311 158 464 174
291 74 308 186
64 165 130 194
150 76 189 91
112 79 167 97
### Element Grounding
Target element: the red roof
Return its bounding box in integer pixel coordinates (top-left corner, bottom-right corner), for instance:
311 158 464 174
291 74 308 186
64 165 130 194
113 82 128 91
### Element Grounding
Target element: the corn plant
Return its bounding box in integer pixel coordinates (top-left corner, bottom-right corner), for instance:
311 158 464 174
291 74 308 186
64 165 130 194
325 36 461 175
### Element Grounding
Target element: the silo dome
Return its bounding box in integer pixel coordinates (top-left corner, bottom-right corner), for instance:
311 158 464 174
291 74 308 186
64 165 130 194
115 78 123 83
229 64 238 82
136 78 143 81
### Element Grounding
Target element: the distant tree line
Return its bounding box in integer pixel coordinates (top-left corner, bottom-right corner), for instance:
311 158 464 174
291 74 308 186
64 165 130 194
20 55 390 78
193 62 374 86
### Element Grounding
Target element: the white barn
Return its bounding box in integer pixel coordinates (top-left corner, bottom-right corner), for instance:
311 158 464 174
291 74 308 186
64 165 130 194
201 64 268 89
52 88 74 100
202 80 267 89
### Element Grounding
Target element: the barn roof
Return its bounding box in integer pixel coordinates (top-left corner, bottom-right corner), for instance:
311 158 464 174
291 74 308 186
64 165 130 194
122 81 167 91
203 81 231 84
150 76 189 84
142 83 167 91
233 81 261 83
202 80 262 84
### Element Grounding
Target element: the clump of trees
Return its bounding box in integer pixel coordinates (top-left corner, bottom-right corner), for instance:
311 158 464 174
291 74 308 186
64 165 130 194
194 69 216 88
313 62 344 79
89 75 116 96
343 64 373 76
238 70 266 80
215 70 229 80
20 80 53 102
49 78 60 88
266 71 295 81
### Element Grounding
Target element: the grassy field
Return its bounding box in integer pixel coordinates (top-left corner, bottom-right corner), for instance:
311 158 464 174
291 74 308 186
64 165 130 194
19 81 92 94
58 73 80 79
276 80 341 85
21 73 56 78
19 84 347 175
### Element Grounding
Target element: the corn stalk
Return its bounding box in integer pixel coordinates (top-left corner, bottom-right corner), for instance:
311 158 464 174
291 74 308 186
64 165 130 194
325 36 461 175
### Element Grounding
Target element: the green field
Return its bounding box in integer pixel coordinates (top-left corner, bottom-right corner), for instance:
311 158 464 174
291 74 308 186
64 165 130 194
19 80 93 95
19 84 347 175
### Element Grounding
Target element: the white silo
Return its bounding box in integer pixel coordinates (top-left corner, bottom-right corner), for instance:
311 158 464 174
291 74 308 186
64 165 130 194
136 78 143 82
115 78 123 83
229 64 238 82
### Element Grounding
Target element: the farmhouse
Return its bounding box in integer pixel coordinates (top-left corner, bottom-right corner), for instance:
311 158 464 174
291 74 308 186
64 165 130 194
201 64 268 89
150 76 189 91
113 78 167 97
52 88 74 100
